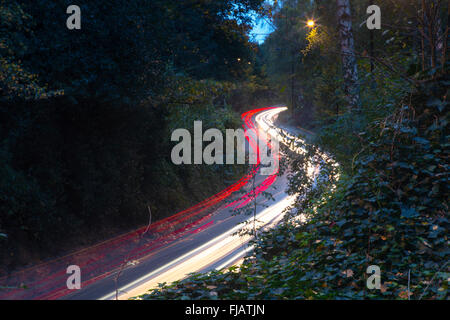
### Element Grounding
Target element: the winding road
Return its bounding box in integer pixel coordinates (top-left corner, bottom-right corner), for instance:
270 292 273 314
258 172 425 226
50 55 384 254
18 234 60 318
0 106 309 300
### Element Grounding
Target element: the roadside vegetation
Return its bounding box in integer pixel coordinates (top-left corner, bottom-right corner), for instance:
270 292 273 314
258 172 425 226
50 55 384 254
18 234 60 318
0 0 271 272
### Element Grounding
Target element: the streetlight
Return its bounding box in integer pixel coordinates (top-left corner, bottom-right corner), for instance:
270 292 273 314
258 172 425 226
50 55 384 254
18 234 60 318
307 20 315 28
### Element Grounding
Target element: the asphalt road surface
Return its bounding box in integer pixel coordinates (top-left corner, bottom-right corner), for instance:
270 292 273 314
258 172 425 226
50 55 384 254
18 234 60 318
67 106 296 300
0 106 307 300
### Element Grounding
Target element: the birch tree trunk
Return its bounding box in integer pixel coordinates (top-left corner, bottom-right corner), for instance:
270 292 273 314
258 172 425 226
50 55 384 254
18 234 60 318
336 0 360 111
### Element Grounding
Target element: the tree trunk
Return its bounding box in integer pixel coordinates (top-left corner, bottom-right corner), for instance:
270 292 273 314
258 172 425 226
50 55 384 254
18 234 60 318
427 1 437 69
420 0 446 71
336 0 360 111
434 5 444 66
421 0 427 70
441 3 449 69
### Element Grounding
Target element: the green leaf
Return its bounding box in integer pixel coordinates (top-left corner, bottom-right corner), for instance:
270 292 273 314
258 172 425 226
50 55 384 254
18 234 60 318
400 207 419 219
413 137 429 144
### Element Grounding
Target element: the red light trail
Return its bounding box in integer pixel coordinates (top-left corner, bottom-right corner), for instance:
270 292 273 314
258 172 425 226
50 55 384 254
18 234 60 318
0 107 280 300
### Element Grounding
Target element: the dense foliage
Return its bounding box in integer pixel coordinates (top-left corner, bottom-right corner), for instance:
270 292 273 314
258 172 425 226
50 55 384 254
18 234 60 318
0 0 267 271
139 71 449 301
